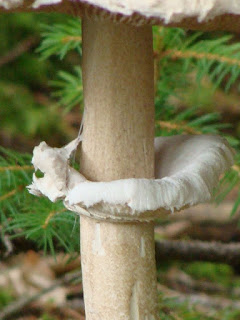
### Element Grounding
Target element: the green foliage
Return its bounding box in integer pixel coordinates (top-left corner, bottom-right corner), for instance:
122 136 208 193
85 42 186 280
0 147 79 254
1 15 240 256
157 260 240 319
40 314 58 320
0 13 81 142
0 13 65 86
0 289 14 308
0 147 32 219
159 295 240 320
37 18 83 112
51 67 83 113
0 82 64 138
157 28 240 92
156 105 232 136
37 18 82 60
7 198 80 255
181 261 233 285
159 297 211 320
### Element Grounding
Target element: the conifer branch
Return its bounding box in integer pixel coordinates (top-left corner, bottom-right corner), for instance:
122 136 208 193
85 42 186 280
161 49 240 67
0 186 24 202
42 208 66 229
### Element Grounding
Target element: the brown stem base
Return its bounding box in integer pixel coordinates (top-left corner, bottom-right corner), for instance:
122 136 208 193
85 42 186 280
81 217 158 319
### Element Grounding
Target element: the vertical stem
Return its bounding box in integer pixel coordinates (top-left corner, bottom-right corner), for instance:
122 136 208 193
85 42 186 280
81 17 154 181
80 17 158 320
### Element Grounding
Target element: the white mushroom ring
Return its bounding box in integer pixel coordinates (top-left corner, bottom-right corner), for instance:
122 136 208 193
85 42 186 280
28 134 234 222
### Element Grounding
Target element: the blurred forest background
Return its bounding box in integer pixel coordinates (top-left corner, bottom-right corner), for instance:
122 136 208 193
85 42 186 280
1 12 240 320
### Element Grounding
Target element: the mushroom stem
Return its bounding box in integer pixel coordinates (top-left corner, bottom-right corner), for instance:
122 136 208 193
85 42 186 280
81 219 158 319
80 17 157 319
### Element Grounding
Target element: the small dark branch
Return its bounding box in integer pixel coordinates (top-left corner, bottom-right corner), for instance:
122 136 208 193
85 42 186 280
0 238 39 260
0 271 82 320
164 268 240 296
155 239 240 266
0 227 13 258
158 284 240 311
0 36 39 68
17 302 85 320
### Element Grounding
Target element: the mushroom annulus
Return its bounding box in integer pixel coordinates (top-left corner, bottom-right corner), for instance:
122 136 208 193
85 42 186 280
0 1 238 319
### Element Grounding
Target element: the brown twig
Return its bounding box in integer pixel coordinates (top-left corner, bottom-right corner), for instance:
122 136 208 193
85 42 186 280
24 303 85 320
42 208 66 229
0 36 39 68
0 165 33 172
164 268 240 297
0 271 82 320
11 301 85 320
160 49 240 68
0 186 24 202
62 35 82 43
157 120 201 135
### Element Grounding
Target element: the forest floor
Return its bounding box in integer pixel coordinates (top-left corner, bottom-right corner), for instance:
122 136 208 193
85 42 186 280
1 196 240 320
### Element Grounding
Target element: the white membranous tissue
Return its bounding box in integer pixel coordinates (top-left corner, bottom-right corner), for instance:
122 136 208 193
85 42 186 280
28 134 234 222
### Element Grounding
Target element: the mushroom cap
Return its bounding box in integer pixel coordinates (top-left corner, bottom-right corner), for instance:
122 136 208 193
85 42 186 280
1 0 240 32
28 134 234 222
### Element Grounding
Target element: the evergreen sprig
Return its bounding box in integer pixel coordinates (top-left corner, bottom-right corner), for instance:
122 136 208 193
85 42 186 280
51 66 83 113
0 147 32 231
37 18 82 60
7 198 79 254
0 147 79 254
159 29 240 91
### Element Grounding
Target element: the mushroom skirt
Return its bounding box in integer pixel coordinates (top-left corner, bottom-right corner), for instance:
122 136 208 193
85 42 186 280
28 134 234 222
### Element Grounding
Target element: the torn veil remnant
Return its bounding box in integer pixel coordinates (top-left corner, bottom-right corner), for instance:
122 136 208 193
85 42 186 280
1 0 238 319
29 136 84 202
29 134 234 221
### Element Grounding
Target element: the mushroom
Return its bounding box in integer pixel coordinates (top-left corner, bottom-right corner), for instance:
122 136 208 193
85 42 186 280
1 1 238 319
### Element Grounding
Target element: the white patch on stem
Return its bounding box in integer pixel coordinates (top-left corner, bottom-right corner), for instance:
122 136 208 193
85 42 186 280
92 223 105 256
140 237 146 257
130 282 140 320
